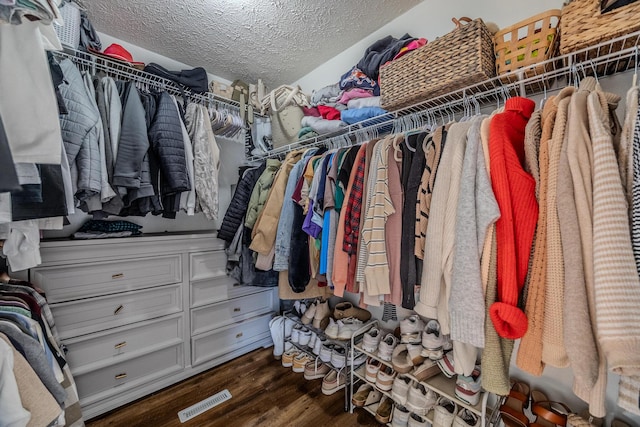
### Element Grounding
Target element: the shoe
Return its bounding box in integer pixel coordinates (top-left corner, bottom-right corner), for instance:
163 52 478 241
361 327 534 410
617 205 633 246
303 359 331 380
292 352 312 373
284 317 295 340
337 317 364 340
321 370 346 395
333 301 372 321
331 346 347 368
453 408 480 427
408 413 430 427
391 404 411 427
282 349 299 368
376 365 397 391
407 343 425 366
530 390 571 427
365 357 382 383
400 315 425 344
352 383 373 407
378 333 398 361
392 344 414 374
325 318 340 339
291 324 303 344
319 343 334 363
455 365 481 406
269 316 284 359
433 397 458 427
312 299 331 330
301 301 316 325
312 336 326 356
347 349 367 367
298 328 312 346
391 374 412 405
443 334 452 352
364 388 383 408
421 319 445 360
406 382 437 416
413 358 440 381
437 352 455 378
308 331 317 349
293 300 303 318
362 327 381 353
499 381 531 427
375 396 394 424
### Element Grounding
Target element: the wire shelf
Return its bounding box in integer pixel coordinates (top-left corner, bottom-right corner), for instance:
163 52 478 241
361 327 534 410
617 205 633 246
249 29 640 161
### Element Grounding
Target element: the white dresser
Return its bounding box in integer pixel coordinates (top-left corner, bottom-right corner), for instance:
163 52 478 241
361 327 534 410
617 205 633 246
26 232 276 419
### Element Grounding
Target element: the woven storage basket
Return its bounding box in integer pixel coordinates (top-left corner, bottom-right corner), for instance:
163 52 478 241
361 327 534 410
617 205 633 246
53 1 81 49
380 18 495 111
560 0 640 55
494 10 561 78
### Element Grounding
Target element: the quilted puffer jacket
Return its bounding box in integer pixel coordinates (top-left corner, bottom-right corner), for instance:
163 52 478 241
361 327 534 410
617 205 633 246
58 59 101 202
218 163 266 242
148 92 190 196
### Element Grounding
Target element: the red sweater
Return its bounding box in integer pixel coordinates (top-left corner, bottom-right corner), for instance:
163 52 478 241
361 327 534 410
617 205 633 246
489 97 537 339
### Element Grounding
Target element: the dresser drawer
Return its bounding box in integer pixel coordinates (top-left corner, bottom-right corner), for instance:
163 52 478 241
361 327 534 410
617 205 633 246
64 314 183 375
191 291 274 335
191 313 272 366
32 255 182 302
76 344 184 406
52 284 182 339
189 251 227 282
190 275 242 307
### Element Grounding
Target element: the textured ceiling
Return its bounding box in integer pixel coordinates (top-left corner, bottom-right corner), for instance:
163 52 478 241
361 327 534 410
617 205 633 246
85 0 422 88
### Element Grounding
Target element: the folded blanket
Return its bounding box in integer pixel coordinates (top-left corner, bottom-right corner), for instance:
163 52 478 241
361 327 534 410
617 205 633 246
311 83 342 106
301 116 347 135
338 88 373 105
340 107 390 125
347 96 381 110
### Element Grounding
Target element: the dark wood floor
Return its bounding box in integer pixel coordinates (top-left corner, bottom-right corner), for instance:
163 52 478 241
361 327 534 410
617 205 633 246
87 347 380 427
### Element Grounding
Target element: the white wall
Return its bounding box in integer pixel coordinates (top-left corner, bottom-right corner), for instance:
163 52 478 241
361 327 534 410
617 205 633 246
293 0 565 92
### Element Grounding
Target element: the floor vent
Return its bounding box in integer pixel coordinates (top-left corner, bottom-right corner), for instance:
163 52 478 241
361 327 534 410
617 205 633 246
178 389 232 423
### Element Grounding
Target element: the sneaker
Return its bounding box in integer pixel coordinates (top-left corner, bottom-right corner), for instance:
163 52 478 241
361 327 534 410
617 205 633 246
284 317 295 340
407 343 425 366
391 374 412 405
312 336 326 356
333 301 372 321
455 365 481 406
400 315 425 344
421 319 444 360
408 413 430 427
453 408 480 427
352 383 373 407
301 301 316 325
321 370 346 395
269 316 284 359
362 327 381 353
304 359 331 380
312 299 331 330
391 404 411 427
293 300 304 318
443 334 453 352
325 318 340 339
437 352 456 378
406 383 437 416
392 344 413 374
376 365 397 391
347 349 367 367
298 328 312 346
282 349 299 368
375 396 394 424
308 331 318 349
378 333 398 362
291 324 303 344
433 397 457 427
319 343 334 363
331 346 347 368
412 359 440 381
365 357 382 383
292 352 312 373
337 317 364 340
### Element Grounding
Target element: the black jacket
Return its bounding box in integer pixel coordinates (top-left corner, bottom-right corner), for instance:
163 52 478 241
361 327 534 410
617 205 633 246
356 33 415 81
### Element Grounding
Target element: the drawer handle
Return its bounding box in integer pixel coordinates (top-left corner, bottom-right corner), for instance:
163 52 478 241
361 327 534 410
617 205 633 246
114 341 127 350
115 373 127 380
233 307 241 312
236 332 243 339
114 305 124 315
233 283 241 287
112 273 124 280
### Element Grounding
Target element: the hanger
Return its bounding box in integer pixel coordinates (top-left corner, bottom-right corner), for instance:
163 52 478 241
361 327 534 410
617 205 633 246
588 60 600 85
540 81 548 110
633 46 639 87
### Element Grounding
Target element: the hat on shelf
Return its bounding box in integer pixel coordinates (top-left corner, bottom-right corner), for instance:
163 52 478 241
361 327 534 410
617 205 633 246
88 43 145 70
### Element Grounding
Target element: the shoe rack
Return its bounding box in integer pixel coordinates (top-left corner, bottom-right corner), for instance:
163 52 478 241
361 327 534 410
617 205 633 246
349 321 500 426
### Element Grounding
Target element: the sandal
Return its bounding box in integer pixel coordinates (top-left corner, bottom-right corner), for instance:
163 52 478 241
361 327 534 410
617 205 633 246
530 390 571 427
499 381 531 427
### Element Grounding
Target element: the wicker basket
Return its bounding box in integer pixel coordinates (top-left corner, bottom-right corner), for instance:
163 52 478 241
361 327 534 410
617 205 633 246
560 0 640 55
494 10 561 77
53 1 81 49
380 18 495 112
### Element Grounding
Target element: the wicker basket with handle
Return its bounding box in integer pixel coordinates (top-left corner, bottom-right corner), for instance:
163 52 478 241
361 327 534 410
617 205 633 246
380 17 495 111
560 0 640 55
494 10 561 78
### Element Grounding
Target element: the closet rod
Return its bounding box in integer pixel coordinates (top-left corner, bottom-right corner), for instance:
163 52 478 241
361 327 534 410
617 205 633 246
249 29 640 161
53 48 242 112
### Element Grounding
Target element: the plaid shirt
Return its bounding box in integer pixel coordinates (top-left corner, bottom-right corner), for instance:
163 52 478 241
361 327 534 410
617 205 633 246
343 152 366 254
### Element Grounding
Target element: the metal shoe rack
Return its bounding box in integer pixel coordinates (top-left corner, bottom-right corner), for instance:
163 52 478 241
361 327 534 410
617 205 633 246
349 321 501 426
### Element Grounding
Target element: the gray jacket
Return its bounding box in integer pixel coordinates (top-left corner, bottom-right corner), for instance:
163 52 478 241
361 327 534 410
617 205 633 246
59 59 102 202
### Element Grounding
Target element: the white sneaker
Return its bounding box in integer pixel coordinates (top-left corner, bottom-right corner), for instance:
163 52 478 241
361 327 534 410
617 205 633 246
406 383 437 416
455 365 482 406
437 352 456 378
291 324 303 344
269 316 284 359
378 333 398 362
453 408 480 427
338 317 363 340
308 331 318 349
325 318 340 339
298 328 312 346
362 327 381 353
319 343 334 363
433 397 457 427
400 315 425 344
391 374 412 405
346 349 367 367
421 319 444 360
331 346 346 368
391 404 411 427
312 336 326 356
408 413 430 427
